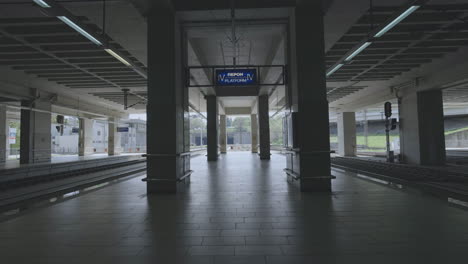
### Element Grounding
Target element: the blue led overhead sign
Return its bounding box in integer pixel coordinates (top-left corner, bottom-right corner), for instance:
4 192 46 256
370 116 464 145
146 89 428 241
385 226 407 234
216 69 257 86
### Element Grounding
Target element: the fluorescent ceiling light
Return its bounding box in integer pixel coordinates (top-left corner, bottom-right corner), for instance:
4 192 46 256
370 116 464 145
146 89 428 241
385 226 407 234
345 42 372 62
57 16 102 46
374 5 420 38
133 67 148 79
105 49 131 66
326 64 344 77
33 0 51 8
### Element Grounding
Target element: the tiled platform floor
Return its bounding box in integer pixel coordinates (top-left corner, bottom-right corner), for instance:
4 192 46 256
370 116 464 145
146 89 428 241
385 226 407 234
1 152 468 263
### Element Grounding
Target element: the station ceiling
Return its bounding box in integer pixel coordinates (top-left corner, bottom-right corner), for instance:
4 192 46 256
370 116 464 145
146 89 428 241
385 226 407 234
326 4 468 83
0 6 147 110
1 0 468 115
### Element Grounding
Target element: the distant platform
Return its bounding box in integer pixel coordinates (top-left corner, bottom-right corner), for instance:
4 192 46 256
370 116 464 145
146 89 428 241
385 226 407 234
1 153 143 171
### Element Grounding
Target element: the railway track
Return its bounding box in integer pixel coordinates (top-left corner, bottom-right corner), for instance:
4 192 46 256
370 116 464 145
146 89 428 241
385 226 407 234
0 159 146 210
331 157 468 203
0 159 145 191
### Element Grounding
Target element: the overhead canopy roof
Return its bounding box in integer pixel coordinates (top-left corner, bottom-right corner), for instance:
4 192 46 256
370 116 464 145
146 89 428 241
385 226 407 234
1 0 468 116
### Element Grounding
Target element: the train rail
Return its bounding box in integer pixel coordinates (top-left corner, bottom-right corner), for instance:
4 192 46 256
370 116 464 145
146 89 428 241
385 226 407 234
331 157 468 203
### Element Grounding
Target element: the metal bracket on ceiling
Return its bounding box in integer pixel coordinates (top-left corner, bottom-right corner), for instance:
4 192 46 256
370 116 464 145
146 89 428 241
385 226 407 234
229 0 239 66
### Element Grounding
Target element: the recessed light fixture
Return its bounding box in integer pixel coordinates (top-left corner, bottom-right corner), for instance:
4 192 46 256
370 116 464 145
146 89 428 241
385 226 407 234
33 0 51 8
326 64 344 77
57 16 103 46
374 5 420 38
344 42 372 62
326 4 421 77
105 49 131 66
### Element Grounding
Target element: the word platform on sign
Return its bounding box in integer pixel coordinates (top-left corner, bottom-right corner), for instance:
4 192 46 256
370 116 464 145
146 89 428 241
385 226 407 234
216 69 257 86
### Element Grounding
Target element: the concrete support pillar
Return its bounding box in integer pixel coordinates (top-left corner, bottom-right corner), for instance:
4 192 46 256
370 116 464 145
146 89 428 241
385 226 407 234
251 114 258 153
108 118 122 156
289 2 331 192
258 95 270 160
219 114 227 154
337 112 356 157
0 106 8 163
206 95 218 161
20 100 51 164
399 90 446 165
146 4 189 193
78 118 94 156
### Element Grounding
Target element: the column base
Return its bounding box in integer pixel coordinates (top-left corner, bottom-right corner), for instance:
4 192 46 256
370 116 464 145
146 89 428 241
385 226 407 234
220 146 227 154
146 155 189 193
79 146 95 157
208 152 219 161
0 135 7 163
146 179 177 193
300 177 331 192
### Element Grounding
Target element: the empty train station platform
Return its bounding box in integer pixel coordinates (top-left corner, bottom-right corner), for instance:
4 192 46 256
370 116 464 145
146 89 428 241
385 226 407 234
1 153 468 264
3 0 468 262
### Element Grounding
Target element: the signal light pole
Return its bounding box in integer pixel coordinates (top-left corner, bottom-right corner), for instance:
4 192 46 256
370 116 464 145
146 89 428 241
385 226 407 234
384 102 394 163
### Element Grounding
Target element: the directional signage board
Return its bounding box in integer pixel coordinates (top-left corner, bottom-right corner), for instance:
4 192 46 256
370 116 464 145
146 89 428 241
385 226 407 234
117 127 129 133
216 69 257 86
9 128 16 144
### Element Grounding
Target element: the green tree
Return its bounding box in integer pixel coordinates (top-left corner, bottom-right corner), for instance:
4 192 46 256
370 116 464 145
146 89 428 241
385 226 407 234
232 117 251 133
8 120 20 149
232 117 251 144
270 115 283 146
190 116 206 146
190 117 205 130
226 117 233 127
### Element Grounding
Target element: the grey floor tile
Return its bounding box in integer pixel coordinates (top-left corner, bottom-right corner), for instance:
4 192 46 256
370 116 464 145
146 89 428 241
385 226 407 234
188 246 235 256
214 256 266 264
235 245 282 255
2 153 468 263
203 236 246 246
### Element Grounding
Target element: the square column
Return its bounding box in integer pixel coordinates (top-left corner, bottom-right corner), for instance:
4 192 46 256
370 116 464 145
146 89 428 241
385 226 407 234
78 118 94 156
146 5 190 193
219 114 227 154
258 95 271 160
206 95 218 161
108 118 122 156
251 114 258 153
289 2 331 192
20 101 51 164
0 105 8 163
399 90 446 165
337 112 356 157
